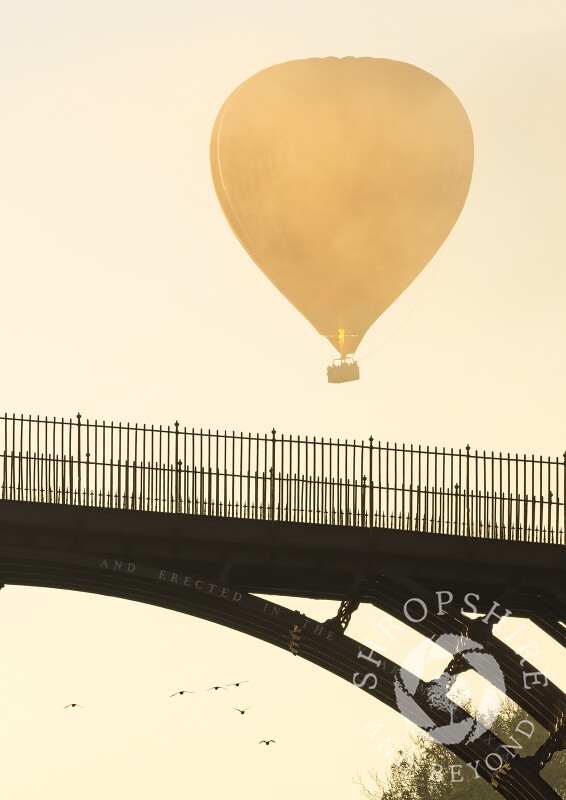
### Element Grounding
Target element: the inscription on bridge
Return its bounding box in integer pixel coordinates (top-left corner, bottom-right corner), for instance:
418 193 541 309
97 558 336 640
99 558 243 602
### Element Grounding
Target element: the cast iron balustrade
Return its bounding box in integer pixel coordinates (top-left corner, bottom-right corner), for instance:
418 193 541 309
1 413 564 542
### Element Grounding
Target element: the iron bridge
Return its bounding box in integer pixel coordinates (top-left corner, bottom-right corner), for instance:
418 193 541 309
1 413 565 799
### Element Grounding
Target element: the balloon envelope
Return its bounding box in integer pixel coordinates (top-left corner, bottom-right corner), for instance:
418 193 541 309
210 58 474 354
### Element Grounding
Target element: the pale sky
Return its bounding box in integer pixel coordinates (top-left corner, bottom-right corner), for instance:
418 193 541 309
1 1 566 798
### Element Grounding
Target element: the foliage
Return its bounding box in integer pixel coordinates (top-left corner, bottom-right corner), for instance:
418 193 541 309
358 699 566 800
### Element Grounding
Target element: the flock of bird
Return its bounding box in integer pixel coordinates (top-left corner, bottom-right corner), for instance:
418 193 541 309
64 680 276 744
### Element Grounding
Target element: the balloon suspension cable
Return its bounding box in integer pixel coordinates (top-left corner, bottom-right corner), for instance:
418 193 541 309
357 242 448 362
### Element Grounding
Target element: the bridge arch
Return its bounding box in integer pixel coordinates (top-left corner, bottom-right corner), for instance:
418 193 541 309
0 548 561 800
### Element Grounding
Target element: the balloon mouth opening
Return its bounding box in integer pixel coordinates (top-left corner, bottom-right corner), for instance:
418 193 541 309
327 356 360 384
326 330 360 356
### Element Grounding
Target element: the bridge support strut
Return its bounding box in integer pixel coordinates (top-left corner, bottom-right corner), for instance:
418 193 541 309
324 577 366 633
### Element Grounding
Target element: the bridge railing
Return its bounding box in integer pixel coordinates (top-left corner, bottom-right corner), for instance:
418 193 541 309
0 414 564 542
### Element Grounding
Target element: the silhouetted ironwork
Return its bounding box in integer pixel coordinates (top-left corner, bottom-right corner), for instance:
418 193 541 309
525 711 566 775
1 413 564 542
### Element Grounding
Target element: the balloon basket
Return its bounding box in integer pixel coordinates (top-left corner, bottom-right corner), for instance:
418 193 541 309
327 356 360 384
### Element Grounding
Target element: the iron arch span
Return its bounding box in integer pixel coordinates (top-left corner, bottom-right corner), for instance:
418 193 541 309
0 549 561 800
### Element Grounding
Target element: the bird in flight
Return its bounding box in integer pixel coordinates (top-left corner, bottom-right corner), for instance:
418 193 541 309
259 740 275 745
206 685 227 691
226 680 249 688
170 691 196 697
64 704 85 709
233 706 252 715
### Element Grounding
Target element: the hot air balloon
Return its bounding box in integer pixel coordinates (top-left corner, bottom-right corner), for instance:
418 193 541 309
210 57 473 382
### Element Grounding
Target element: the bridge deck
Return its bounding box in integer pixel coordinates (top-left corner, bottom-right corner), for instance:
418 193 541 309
0 500 564 605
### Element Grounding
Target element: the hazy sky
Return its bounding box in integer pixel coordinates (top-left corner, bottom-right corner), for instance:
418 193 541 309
1 1 566 798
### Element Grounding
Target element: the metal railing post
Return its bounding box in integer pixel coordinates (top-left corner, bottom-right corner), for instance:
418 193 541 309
465 443 470 534
270 428 276 520
174 421 179 513
369 436 374 528
76 413 82 506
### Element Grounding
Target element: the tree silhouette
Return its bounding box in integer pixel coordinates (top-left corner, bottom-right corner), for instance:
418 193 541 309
358 699 566 800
